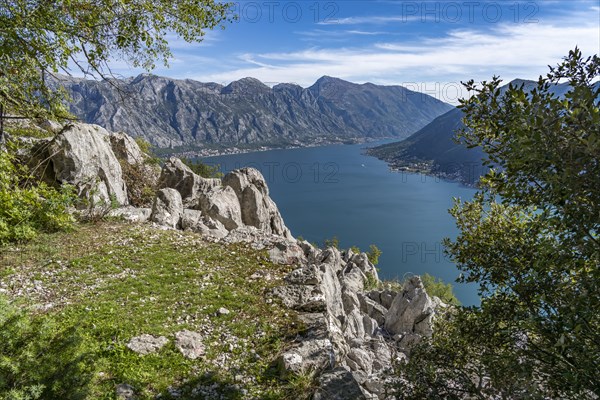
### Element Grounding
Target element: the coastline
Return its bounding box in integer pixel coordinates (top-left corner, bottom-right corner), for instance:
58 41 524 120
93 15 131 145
168 136 395 159
363 147 481 189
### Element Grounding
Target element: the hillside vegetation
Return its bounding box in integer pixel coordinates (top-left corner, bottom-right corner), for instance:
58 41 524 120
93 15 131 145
0 222 307 399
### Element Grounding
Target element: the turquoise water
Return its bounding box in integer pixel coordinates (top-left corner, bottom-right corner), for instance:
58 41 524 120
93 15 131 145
204 142 479 305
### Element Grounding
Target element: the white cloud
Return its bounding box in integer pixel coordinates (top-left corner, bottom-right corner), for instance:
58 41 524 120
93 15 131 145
295 29 388 37
99 5 599 104
317 15 419 25
187 18 599 104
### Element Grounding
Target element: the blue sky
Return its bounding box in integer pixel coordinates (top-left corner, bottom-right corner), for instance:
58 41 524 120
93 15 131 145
108 0 599 103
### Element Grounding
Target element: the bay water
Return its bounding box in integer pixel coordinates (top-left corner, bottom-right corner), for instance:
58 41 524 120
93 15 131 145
204 142 479 305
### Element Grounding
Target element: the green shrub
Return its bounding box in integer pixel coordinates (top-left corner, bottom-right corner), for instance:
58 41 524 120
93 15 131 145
350 245 361 254
323 236 339 249
0 146 75 244
420 273 460 305
181 157 223 179
0 296 91 399
364 273 379 290
5 125 54 139
366 244 382 265
134 137 152 155
119 161 157 207
134 137 160 165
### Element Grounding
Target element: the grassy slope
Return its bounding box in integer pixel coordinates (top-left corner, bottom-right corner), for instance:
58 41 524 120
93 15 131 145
0 222 309 399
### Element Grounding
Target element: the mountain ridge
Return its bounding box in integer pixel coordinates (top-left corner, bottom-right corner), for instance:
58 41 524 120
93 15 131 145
366 79 584 185
54 74 454 149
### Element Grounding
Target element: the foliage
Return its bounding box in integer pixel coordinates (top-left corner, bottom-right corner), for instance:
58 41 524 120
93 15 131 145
348 244 381 265
134 137 160 165
419 273 460 306
75 188 119 223
119 162 158 207
0 296 91 399
0 0 233 122
0 222 305 399
4 124 54 139
366 244 382 265
181 157 223 179
323 236 339 249
0 143 75 244
349 245 361 254
394 49 600 399
363 273 380 291
134 137 153 156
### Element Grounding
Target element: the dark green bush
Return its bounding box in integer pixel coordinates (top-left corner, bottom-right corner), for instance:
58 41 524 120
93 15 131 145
181 157 223 179
0 145 75 244
0 296 91 399
420 273 460 306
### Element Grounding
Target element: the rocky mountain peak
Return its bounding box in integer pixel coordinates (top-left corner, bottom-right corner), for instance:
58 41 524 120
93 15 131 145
56 73 454 147
308 75 356 96
221 77 271 94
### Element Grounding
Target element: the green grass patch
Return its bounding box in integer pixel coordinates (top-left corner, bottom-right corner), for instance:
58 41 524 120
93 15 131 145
0 222 309 399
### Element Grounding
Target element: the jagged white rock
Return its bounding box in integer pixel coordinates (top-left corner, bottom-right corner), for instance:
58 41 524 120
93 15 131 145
158 157 220 208
384 276 438 336
35 122 129 205
150 188 183 229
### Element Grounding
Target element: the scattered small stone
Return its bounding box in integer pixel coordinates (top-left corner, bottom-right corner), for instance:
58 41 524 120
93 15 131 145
167 387 182 398
174 330 205 360
217 307 230 316
126 334 168 355
116 383 136 400
249 272 262 280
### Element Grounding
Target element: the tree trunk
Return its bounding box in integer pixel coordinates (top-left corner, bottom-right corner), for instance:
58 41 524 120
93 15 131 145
0 103 4 143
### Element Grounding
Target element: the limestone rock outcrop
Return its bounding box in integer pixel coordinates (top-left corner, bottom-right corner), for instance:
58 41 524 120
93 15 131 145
157 157 220 208
222 168 292 238
19 121 445 399
33 123 129 205
150 188 183 229
272 245 445 399
152 160 293 242
384 276 441 337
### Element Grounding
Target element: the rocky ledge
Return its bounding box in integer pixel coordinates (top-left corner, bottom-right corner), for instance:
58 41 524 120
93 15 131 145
19 122 446 399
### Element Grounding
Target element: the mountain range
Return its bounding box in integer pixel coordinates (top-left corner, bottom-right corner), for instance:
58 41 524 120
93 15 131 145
55 74 454 149
367 79 581 185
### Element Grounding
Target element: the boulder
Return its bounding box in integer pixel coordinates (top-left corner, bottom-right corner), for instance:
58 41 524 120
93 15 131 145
222 168 292 238
313 368 367 400
180 209 204 231
36 123 128 205
150 188 183 229
108 131 147 166
272 284 327 312
362 315 379 338
384 276 436 336
358 293 387 326
347 348 373 375
276 338 334 377
285 265 321 285
268 241 306 265
109 132 160 207
369 338 394 372
109 206 151 223
158 157 220 208
181 209 228 238
115 383 137 400
197 185 243 231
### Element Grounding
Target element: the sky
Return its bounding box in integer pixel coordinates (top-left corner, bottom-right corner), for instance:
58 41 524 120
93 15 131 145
107 0 600 104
